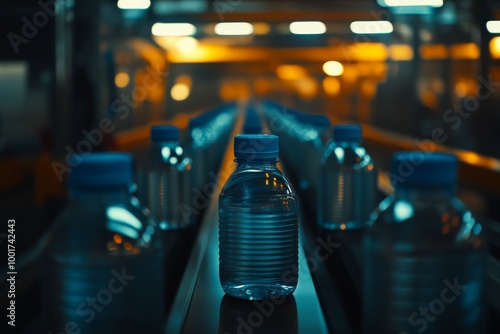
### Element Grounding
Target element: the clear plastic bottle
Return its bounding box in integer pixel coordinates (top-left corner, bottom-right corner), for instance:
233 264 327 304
42 153 164 334
362 152 486 334
138 125 193 230
318 124 376 230
219 134 299 300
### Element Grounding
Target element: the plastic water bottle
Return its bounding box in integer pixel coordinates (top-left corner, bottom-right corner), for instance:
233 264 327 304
138 125 194 230
219 134 299 300
362 152 486 334
42 153 164 334
318 124 376 230
296 114 331 196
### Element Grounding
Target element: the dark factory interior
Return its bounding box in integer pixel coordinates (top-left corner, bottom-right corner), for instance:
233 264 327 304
1 0 500 333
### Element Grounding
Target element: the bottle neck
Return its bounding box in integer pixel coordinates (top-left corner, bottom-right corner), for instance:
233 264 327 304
69 184 133 203
335 139 361 146
235 158 278 169
152 140 179 148
394 185 455 203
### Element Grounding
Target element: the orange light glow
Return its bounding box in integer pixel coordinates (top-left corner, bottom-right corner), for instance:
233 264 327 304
295 77 318 99
420 44 449 59
115 72 130 88
347 43 388 61
113 234 123 244
389 44 414 61
489 37 500 59
124 242 133 251
253 22 270 35
323 61 344 76
171 83 190 101
450 43 480 60
323 77 341 96
276 64 308 81
361 80 377 97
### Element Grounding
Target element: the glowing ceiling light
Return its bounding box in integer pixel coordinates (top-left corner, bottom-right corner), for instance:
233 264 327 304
151 23 196 36
323 61 344 76
487 21 500 34
378 0 443 7
350 21 393 34
117 0 151 10
289 21 326 35
214 22 254 36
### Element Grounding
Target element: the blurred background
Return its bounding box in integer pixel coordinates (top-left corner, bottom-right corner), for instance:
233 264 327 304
1 0 500 332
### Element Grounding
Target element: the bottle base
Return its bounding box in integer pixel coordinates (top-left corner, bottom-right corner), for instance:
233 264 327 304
222 283 295 300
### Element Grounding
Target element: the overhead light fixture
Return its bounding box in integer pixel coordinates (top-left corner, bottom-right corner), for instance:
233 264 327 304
377 0 443 7
117 0 151 10
151 23 196 36
323 61 344 77
289 21 326 35
487 21 500 34
214 22 254 36
350 21 393 34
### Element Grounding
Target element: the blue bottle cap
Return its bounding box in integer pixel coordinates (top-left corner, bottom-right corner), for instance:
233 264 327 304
68 153 133 187
333 125 361 141
391 152 458 187
234 134 279 160
151 125 179 142
308 115 331 129
298 114 331 129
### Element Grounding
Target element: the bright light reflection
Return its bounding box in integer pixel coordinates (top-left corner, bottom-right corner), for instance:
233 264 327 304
171 83 190 101
151 23 196 36
323 61 344 76
289 21 326 35
215 22 253 36
487 21 500 33
161 147 171 159
107 222 139 240
117 0 151 9
350 21 393 34
107 207 142 230
334 147 345 163
378 0 443 7
394 201 414 222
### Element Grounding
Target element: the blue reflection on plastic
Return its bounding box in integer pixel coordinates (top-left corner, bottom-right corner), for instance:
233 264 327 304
393 200 414 222
106 206 143 239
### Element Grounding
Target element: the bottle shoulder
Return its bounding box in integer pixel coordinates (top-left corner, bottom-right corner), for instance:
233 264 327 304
50 197 158 256
221 167 297 199
368 195 483 246
321 142 374 169
142 144 192 170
